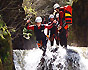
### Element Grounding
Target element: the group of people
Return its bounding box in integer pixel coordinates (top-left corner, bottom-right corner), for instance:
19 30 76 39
26 3 72 56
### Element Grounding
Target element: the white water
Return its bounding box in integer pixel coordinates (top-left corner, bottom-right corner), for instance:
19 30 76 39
13 40 88 70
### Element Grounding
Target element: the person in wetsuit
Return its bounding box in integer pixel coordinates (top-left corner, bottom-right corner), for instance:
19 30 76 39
53 3 67 48
48 14 59 46
27 17 54 56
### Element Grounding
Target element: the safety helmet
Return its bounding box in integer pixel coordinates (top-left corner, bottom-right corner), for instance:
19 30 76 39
53 3 60 9
49 14 54 19
35 17 42 23
56 13 59 18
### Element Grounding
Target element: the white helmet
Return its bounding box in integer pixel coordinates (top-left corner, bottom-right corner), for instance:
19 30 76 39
53 3 60 9
49 14 54 19
56 13 59 18
35 17 42 22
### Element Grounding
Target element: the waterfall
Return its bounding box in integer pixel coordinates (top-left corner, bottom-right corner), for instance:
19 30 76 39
13 40 88 70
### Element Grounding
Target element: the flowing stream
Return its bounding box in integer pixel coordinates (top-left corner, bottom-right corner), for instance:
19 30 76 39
13 40 88 70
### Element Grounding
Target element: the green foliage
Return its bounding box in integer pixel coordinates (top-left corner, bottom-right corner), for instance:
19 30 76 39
65 0 73 6
23 0 37 19
23 27 32 39
22 1 37 40
0 31 13 70
0 15 12 67
24 6 37 15
0 59 2 63
23 27 28 33
73 0 78 3
0 15 11 39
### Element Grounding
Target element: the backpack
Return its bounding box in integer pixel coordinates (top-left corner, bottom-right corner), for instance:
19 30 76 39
59 5 72 29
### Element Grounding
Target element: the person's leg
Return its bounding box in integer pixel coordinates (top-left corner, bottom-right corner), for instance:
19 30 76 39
59 32 63 47
60 39 63 47
56 40 59 46
63 36 67 48
61 28 67 48
55 35 59 46
54 35 57 45
51 36 60 52
51 40 54 46
50 35 54 46
42 38 47 56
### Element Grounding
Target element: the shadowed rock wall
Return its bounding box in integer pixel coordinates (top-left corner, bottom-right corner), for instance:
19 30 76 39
72 0 88 46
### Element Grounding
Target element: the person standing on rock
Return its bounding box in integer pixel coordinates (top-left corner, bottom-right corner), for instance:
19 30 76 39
53 3 67 48
55 13 62 45
26 16 54 56
47 14 59 47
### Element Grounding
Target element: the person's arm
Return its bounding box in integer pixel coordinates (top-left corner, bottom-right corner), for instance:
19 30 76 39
26 19 34 30
44 22 53 29
27 25 34 30
45 20 58 29
59 11 64 26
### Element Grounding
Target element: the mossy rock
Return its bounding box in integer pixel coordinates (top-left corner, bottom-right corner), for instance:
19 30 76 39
0 35 13 70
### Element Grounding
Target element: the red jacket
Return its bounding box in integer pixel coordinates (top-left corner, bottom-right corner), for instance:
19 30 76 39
27 23 53 30
27 23 54 40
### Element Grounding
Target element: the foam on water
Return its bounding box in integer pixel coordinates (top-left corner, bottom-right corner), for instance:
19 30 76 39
13 41 88 70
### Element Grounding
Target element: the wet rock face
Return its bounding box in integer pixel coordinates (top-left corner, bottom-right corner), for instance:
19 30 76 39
37 49 80 70
72 0 88 46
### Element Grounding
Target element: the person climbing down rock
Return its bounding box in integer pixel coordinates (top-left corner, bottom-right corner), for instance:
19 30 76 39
47 14 59 47
59 5 72 49
57 7 67 49
26 17 54 56
56 13 67 49
53 3 72 49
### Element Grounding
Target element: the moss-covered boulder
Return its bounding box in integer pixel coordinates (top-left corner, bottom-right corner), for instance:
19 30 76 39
0 36 14 70
0 18 14 70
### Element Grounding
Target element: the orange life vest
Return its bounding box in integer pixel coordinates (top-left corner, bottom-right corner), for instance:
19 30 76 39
59 5 72 30
64 5 72 24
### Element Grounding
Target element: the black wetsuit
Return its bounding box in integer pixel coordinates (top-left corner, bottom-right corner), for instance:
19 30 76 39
27 23 54 55
48 22 59 46
59 27 67 48
34 25 47 48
